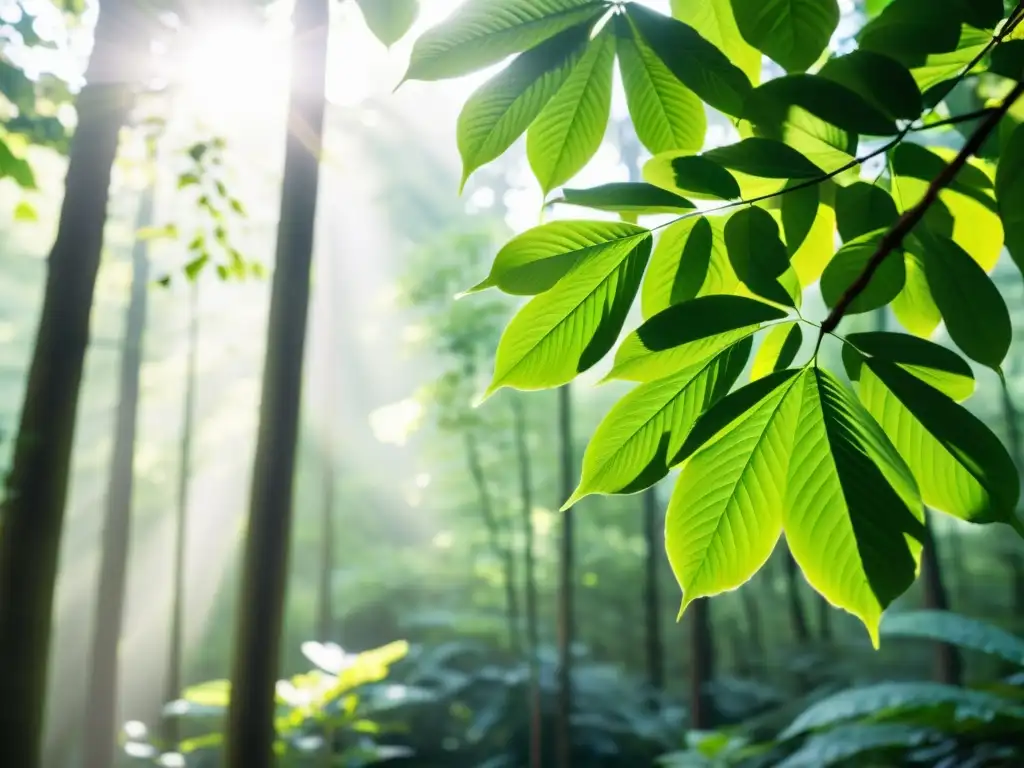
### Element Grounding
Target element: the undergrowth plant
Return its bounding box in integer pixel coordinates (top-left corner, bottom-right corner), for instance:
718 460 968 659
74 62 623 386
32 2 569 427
402 0 1024 644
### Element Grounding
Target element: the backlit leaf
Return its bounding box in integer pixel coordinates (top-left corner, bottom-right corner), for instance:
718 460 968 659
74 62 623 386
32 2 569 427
555 182 695 215
817 50 921 121
751 322 803 380
788 187 838 287
836 182 898 242
704 138 823 179
356 0 419 47
996 123 1024 277
820 230 905 316
842 331 974 401
627 3 754 117
784 368 925 645
917 232 1011 370
470 220 649 296
670 0 761 84
607 295 787 382
615 14 706 154
730 0 840 74
645 153 741 200
891 251 941 337
567 341 750 506
766 106 859 177
528 25 616 194
457 24 590 188
404 0 607 81
725 206 796 307
486 229 651 394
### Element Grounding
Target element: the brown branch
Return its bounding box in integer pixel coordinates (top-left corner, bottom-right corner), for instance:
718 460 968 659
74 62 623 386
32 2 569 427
820 78 1024 339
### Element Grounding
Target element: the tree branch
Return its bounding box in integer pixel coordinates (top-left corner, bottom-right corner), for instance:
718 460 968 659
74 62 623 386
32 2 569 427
820 78 1024 339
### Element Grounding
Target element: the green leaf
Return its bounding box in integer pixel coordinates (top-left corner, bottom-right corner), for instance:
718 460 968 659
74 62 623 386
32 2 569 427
0 137 36 189
627 3 754 117
891 251 941 337
646 153 741 200
607 295 786 382
486 229 651 394
781 182 819 256
744 74 899 137
566 340 750 506
776 725 940 768
996 122 1024 278
751 322 803 380
641 216 740 318
555 182 695 215
703 138 822 179
783 368 925 646
730 0 839 74
457 23 590 189
835 182 899 242
857 0 962 66
853 355 1020 528
782 682 1024 739
820 230 906 316
666 368 801 611
881 611 1024 666
403 0 607 81
615 15 706 154
817 50 922 121
990 40 1024 82
760 105 859 177
911 26 990 93
842 331 974 401
670 0 761 84
13 201 37 222
470 220 649 295
917 232 1011 370
725 206 796 307
949 0 1003 30
356 0 419 47
527 25 616 194
788 186 838 287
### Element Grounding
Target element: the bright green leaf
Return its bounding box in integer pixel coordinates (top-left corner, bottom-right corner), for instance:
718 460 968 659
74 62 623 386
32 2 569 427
789 188 837 286
784 368 925 646
555 182 695 215
704 137 823 179
615 14 707 155
403 0 607 81
527 25 616 194
817 50 922 121
751 322 803 380
470 220 649 295
457 23 590 189
820 229 905 316
780 182 819 255
627 3 754 117
670 0 761 84
730 0 839 74
835 182 898 242
13 200 37 222
356 0 419 47
842 331 974 401
725 206 795 307
891 251 941 337
486 229 651 393
645 153 741 200
607 294 786 382
567 340 751 506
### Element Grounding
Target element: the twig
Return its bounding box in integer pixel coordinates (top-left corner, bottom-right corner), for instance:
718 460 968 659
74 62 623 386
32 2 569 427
910 107 996 133
819 78 1024 339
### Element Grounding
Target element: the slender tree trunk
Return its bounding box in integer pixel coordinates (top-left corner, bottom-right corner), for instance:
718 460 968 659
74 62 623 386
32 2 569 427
641 488 665 691
81 180 153 768
464 431 520 652
0 4 142 763
224 0 329 764
556 385 575 768
317 266 337 644
781 543 810 644
510 396 541 768
738 582 763 664
165 281 199 748
921 512 963 686
688 597 717 730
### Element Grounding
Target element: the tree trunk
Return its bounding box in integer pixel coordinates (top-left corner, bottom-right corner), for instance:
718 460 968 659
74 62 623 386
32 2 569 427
165 280 199 748
641 488 665 692
510 396 541 768
688 597 717 730
0 4 141 763
81 180 153 768
317 263 337 644
464 430 520 652
817 592 833 643
781 543 810 644
556 384 575 768
921 512 963 686
224 0 329 764
738 582 763 664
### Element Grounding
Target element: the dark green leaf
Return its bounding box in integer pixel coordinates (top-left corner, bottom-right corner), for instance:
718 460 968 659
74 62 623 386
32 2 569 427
556 182 695 214
836 182 899 242
607 294 786 382
730 0 839 74
670 0 762 84
857 0 962 66
990 40 1024 81
704 137 822 179
781 182 820 256
0 137 36 189
403 0 607 81
881 611 1024 666
917 232 1010 370
820 230 906 315
627 3 754 117
777 725 941 768
663 154 742 199
356 0 419 47
843 331 974 401
457 23 590 188
744 74 900 136
615 14 707 154
817 50 921 121
996 122 1024 277
725 206 795 307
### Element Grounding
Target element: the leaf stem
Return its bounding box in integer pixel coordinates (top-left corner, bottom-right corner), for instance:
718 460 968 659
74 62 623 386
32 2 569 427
818 78 1024 340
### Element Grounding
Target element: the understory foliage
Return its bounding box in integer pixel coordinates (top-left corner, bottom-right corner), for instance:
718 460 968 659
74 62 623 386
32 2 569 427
403 0 1024 643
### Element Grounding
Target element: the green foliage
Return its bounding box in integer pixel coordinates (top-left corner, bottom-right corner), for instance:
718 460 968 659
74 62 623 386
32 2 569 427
356 0 419 47
411 0 1024 644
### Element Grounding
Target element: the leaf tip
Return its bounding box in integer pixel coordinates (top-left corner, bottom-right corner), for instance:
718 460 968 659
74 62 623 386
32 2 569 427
561 487 586 511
